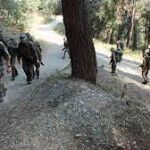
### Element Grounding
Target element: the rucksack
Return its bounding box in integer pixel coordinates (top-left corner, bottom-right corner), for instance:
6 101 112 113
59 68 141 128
116 49 123 62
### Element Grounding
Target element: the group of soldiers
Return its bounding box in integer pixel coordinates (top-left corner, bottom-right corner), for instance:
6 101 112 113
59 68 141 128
0 31 43 102
109 39 150 85
62 37 150 85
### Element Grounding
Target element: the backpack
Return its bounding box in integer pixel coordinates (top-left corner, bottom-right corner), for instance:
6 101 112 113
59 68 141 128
116 49 123 62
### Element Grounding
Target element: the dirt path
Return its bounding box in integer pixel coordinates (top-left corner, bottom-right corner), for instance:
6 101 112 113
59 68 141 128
0 14 150 150
2 14 70 104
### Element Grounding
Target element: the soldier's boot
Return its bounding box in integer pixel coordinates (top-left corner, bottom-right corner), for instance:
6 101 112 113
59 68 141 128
27 77 32 84
111 62 117 73
36 67 40 79
32 69 36 80
11 67 18 81
0 94 3 103
27 73 32 85
142 80 148 84
0 83 7 102
62 49 67 59
142 68 149 84
0 89 3 103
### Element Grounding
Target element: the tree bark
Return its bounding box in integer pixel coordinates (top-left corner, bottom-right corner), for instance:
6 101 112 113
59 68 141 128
126 0 136 48
61 0 97 83
148 21 150 45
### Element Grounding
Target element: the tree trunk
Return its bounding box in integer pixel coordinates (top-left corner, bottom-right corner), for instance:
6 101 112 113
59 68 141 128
126 0 136 48
61 0 97 83
132 20 138 51
148 21 150 45
106 28 112 43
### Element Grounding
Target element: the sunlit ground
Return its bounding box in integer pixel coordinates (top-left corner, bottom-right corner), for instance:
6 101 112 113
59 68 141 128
26 13 149 90
29 13 64 45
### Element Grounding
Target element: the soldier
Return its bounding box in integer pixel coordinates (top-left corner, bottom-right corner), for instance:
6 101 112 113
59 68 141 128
109 40 123 74
25 32 34 43
0 30 7 47
17 34 40 84
7 38 18 81
25 32 43 79
32 43 42 79
140 45 150 84
0 41 11 102
62 38 70 59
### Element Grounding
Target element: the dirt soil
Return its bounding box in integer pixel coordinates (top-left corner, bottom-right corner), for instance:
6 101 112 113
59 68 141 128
0 14 150 150
0 67 150 150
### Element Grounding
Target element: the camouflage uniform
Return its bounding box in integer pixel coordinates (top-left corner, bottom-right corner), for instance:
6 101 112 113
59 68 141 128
25 33 43 79
18 36 39 84
7 38 18 81
62 38 70 59
141 48 150 84
110 47 123 74
0 41 10 102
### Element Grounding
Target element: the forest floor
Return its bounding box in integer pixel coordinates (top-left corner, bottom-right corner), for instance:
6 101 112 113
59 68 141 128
0 14 150 150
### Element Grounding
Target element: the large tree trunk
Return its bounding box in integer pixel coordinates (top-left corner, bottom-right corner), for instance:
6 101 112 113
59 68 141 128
148 21 150 45
61 0 97 83
132 20 138 51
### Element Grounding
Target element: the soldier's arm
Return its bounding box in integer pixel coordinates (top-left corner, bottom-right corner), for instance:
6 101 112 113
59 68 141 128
31 43 39 61
1 43 11 72
17 44 22 64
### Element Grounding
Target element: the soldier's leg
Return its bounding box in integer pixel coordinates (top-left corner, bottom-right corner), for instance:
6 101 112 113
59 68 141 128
32 65 35 80
111 52 117 73
142 67 149 84
111 61 117 73
11 58 18 81
62 49 67 59
22 62 32 84
11 66 18 81
35 63 40 79
0 71 7 102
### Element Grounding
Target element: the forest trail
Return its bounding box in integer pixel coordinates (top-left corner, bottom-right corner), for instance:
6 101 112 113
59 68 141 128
2 13 70 104
0 13 150 150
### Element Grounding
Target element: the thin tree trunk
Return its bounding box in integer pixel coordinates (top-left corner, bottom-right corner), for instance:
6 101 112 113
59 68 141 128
126 0 136 48
61 0 97 83
108 28 114 44
148 21 150 45
132 20 138 51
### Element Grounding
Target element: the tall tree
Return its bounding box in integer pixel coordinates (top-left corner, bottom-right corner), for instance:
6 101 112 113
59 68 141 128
126 0 136 47
61 0 97 83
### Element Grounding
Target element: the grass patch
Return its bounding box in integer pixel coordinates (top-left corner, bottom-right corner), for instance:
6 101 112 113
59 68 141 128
43 17 55 24
123 48 142 60
53 22 65 35
94 39 142 61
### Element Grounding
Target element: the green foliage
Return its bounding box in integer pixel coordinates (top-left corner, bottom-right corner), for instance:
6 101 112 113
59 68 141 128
53 23 65 35
87 0 150 50
0 0 40 30
39 0 62 16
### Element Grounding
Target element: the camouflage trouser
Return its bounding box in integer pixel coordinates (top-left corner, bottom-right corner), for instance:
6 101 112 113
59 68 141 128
0 65 7 101
62 48 70 59
33 62 40 79
22 61 33 83
141 57 150 84
11 57 18 80
110 51 117 73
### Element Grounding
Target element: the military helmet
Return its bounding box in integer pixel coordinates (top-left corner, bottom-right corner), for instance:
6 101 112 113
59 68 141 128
110 47 115 52
19 34 27 41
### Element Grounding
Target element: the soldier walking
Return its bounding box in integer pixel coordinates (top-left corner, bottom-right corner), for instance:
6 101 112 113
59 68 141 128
140 45 150 84
7 38 18 81
110 40 124 74
0 41 11 102
17 34 40 84
25 32 43 79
